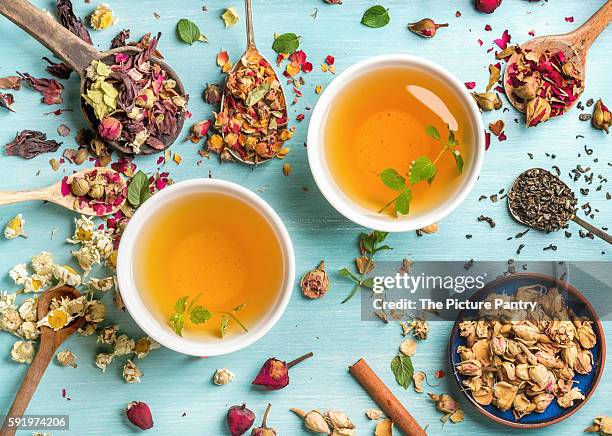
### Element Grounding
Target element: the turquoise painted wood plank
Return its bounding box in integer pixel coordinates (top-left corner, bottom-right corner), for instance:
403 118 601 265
0 0 610 435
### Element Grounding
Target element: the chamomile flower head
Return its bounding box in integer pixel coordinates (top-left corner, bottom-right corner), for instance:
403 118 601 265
52 264 82 287
88 277 115 292
31 251 55 277
9 263 29 285
4 214 27 240
18 297 37 322
11 340 35 363
68 216 95 244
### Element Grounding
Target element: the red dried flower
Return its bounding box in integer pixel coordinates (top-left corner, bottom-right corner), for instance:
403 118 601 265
325 55 335 65
126 401 154 430
252 352 313 390
493 30 511 50
42 57 72 80
464 82 476 90
302 62 313 73
475 0 502 14
484 24 492 31
5 130 62 159
435 370 445 379
565 16 574 23
227 404 255 436
296 113 305 121
17 72 64 105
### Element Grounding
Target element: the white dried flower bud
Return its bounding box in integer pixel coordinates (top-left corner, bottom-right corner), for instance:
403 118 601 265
57 350 77 368
113 334 135 356
400 338 417 357
123 359 143 383
95 352 114 372
11 340 35 364
213 368 235 385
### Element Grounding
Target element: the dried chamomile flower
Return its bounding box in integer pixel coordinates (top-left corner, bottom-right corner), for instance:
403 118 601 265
31 251 55 277
113 287 125 311
9 263 30 285
0 307 23 332
88 276 115 292
405 319 429 340
134 336 160 359
97 324 119 344
78 322 97 336
57 349 77 368
32 432 52 436
52 264 82 287
85 300 105 323
18 297 38 322
399 338 417 356
0 291 17 310
4 214 27 239
11 340 35 364
72 244 101 273
95 352 114 372
37 307 71 331
123 359 143 383
213 368 235 385
23 274 49 293
67 216 95 243
586 416 612 435
18 321 39 340
365 409 384 420
90 4 115 30
113 334 135 356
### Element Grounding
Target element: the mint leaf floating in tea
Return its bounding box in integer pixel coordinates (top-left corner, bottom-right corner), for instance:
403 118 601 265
379 125 464 217
176 18 201 45
252 352 313 390
361 5 390 28
340 231 392 303
169 294 247 337
272 33 301 54
391 354 414 389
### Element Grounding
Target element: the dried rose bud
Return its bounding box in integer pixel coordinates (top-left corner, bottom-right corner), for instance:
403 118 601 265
592 99 611 133
324 0 342 3
227 404 255 436
300 261 329 299
428 393 461 414
525 96 551 127
203 83 222 105
471 92 502 111
252 352 313 390
475 0 502 14
512 76 538 101
70 177 90 197
126 401 154 430
251 403 276 436
98 117 122 141
190 119 212 139
455 359 482 377
290 409 331 434
408 18 448 38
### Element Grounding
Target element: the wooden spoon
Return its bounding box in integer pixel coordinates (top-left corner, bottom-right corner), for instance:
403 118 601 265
0 285 84 436
508 168 612 244
221 0 288 165
0 167 126 216
0 0 186 155
503 0 612 114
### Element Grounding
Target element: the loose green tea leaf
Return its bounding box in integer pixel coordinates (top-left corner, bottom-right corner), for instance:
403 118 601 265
395 189 412 215
272 33 300 54
391 354 414 389
380 168 406 191
361 5 390 28
127 170 150 207
426 125 441 141
176 18 201 45
245 83 271 107
410 156 437 185
190 306 212 324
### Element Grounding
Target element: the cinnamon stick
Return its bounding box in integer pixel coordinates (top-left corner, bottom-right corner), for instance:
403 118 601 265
349 358 426 436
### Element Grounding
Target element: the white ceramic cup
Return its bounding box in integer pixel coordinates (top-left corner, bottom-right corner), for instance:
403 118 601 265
307 54 485 232
116 178 295 356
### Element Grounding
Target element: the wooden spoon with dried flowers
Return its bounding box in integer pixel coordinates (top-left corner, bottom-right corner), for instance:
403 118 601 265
1 285 84 436
503 1 611 123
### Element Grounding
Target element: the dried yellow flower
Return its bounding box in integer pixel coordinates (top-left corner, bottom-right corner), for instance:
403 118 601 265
221 7 240 27
4 214 26 239
90 4 115 30
95 352 114 372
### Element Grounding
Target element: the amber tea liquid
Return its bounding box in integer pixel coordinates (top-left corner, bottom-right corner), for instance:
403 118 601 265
134 192 284 338
324 67 474 215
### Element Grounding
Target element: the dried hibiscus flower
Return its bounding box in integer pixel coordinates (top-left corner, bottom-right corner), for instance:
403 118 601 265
5 130 62 159
111 28 131 49
300 261 330 299
0 93 15 112
408 18 448 38
56 0 93 44
252 352 313 390
17 72 64 105
43 57 72 80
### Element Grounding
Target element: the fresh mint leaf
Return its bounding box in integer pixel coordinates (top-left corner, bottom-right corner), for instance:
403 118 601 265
174 296 188 314
272 33 300 54
380 168 406 191
361 5 390 28
395 189 411 215
410 156 437 185
391 354 414 389
176 19 201 45
169 314 185 336
360 277 375 289
220 316 230 338
127 171 148 207
453 150 464 174
426 125 441 141
245 83 271 107
339 267 360 282
447 129 459 146
372 231 388 243
190 306 211 324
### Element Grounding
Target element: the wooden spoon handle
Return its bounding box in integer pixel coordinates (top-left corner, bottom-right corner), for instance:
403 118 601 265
567 0 612 54
0 0 99 73
245 0 256 49
0 343 56 436
0 189 51 206
573 216 612 245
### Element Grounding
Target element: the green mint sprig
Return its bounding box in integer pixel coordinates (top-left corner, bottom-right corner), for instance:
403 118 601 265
339 231 392 303
379 125 464 216
169 294 247 338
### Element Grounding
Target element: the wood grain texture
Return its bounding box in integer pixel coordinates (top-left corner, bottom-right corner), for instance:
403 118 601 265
0 1 610 435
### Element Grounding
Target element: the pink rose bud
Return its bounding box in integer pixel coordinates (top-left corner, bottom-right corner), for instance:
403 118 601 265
227 404 255 436
251 352 313 391
98 116 122 141
191 119 212 138
475 0 502 14
126 401 153 430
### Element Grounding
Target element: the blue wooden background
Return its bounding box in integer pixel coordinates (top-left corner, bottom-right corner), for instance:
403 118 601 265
0 0 610 434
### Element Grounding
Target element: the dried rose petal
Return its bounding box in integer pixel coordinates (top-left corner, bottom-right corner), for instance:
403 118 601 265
325 55 335 65
111 28 130 49
489 119 505 136
494 30 511 50
464 82 476 90
565 16 574 23
17 72 64 105
57 0 92 44
42 57 72 80
525 96 551 127
0 76 21 90
5 130 62 159
484 131 491 151
98 117 123 141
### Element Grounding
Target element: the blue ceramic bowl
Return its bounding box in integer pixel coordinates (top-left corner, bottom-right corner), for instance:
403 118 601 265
449 273 606 428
